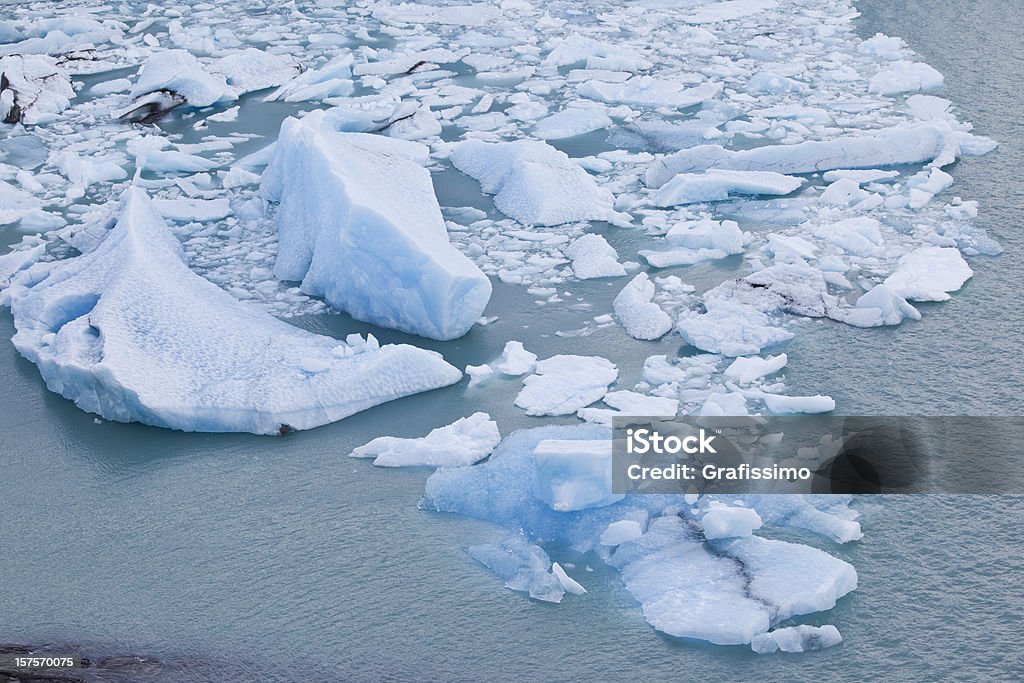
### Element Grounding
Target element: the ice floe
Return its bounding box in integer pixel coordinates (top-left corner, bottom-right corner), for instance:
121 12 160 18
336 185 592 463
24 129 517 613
515 355 618 416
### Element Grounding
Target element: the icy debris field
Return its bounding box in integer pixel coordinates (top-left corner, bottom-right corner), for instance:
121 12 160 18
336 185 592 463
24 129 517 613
0 0 1000 652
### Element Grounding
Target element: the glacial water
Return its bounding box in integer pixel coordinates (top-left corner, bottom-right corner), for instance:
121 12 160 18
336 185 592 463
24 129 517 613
2 1 1023 681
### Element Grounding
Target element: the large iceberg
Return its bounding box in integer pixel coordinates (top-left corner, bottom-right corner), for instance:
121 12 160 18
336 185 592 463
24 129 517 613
262 112 492 341
4 188 462 434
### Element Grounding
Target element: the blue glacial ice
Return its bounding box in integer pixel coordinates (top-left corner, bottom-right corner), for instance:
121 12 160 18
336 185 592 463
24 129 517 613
3 188 462 434
424 424 859 646
261 111 492 341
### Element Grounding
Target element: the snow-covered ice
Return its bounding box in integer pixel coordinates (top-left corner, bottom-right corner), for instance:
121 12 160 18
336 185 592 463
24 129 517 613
493 340 537 376
0 54 74 125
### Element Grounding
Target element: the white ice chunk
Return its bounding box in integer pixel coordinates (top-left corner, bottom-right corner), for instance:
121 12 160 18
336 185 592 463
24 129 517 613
578 77 722 109
450 139 615 226
751 625 843 654
533 107 612 140
565 234 626 279
262 113 491 340
613 273 673 340
653 170 802 206
532 438 623 511
702 505 762 540
761 394 835 415
0 179 41 223
683 0 779 23
130 49 234 107
869 61 943 96
551 562 587 595
724 354 787 384
265 53 353 102
667 219 746 254
678 302 793 357
214 48 300 94
152 197 232 223
494 340 537 376
646 123 969 188
349 412 500 467
845 284 921 327
883 246 972 302
600 520 644 546
0 54 74 124
128 136 216 174
515 354 618 416
5 188 461 434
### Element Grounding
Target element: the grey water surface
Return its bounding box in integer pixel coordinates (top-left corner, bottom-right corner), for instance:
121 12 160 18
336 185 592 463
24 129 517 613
1 1 1023 681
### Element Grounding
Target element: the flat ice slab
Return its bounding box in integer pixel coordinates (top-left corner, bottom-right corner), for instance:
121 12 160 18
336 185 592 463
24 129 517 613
653 170 803 206
646 123 983 188
450 139 615 226
262 112 492 340
350 412 500 467
5 188 462 434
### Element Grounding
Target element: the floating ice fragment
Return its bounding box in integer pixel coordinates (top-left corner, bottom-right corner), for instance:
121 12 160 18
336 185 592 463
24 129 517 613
350 412 500 468
883 246 972 302
494 340 537 376
613 273 673 340
702 505 762 540
600 520 644 546
551 562 587 595
646 123 987 188
724 354 787 384
468 532 565 603
4 188 462 434
0 54 74 124
450 139 615 226
515 355 618 416
565 234 626 279
262 113 491 340
751 625 843 654
653 170 803 206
